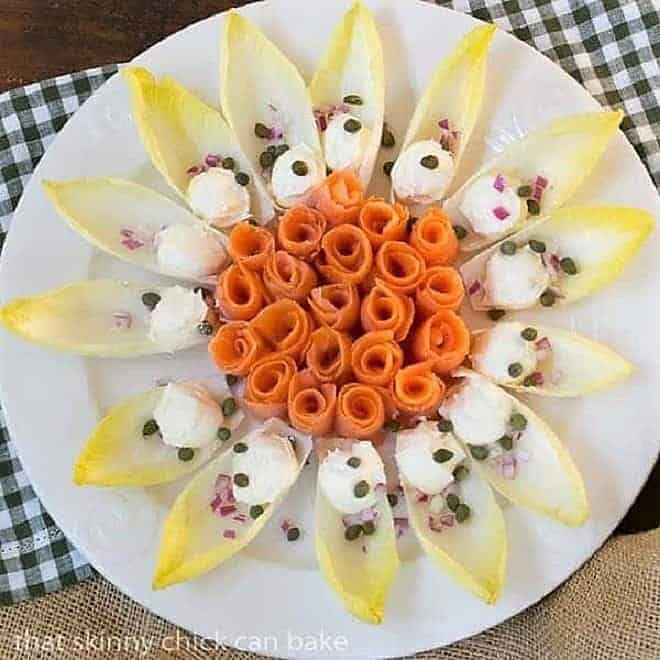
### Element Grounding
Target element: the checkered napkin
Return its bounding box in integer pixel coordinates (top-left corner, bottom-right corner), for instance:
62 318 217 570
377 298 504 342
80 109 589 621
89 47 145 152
0 0 658 606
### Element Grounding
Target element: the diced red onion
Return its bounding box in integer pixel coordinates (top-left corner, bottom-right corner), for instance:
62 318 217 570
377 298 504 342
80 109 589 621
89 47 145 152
535 175 548 189
223 529 236 540
315 114 328 132
205 154 220 167
187 165 201 175
440 514 455 527
438 118 449 130
428 515 444 533
468 280 482 296
219 505 237 517
280 518 295 533
415 490 429 503
529 371 545 386
550 254 562 271
360 507 379 523
394 517 408 538
493 206 510 220
232 513 248 523
535 337 552 351
111 311 132 330
493 174 505 193
120 237 144 251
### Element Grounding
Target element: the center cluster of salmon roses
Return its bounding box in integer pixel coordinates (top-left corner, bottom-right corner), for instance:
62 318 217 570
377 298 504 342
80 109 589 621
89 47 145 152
209 170 470 443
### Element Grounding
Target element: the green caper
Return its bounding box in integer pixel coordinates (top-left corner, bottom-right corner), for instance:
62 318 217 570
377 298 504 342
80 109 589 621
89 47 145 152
235 172 250 186
142 419 159 436
437 418 453 433
469 445 489 461
529 239 546 253
517 185 533 197
433 448 454 464
521 327 538 341
233 442 248 453
226 374 239 386
221 157 235 170
354 480 370 498
250 505 265 519
453 465 470 481
362 520 376 536
500 240 517 256
446 493 460 512
222 398 237 417
217 427 232 442
510 413 528 432
233 472 249 487
292 160 309 176
343 94 363 105
383 161 394 176
286 527 300 542
275 143 290 157
254 122 271 139
540 289 556 307
487 309 506 321
384 420 401 433
381 125 395 148
387 493 398 507
197 321 213 336
344 524 362 541
498 434 514 451
420 154 439 169
259 151 274 169
560 257 578 275
177 447 195 462
508 362 523 378
453 225 467 240
343 118 362 133
455 503 471 523
141 291 161 310
347 456 361 469
527 199 541 215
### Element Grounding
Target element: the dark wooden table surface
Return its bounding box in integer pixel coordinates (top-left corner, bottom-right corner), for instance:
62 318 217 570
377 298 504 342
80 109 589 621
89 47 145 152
0 0 657 533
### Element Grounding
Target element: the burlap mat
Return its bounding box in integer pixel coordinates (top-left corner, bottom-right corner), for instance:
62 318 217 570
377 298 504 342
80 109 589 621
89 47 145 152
0 528 656 659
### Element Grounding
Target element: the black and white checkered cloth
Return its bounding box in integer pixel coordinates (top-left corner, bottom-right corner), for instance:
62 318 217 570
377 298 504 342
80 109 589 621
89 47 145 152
0 0 657 604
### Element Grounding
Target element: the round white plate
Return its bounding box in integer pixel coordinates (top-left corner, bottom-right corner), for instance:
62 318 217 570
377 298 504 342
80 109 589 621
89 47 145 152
0 0 658 657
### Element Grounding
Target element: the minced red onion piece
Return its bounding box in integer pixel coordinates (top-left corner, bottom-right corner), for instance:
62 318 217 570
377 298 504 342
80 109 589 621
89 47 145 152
217 504 237 517
359 507 379 523
468 280 482 296
529 371 545 386
223 529 237 540
550 253 562 271
493 206 510 220
187 165 201 175
493 174 505 193
111 312 132 330
280 518 295 533
438 118 449 130
415 490 429 503
205 154 221 168
535 175 548 189
394 517 409 538
232 513 248 523
535 337 552 351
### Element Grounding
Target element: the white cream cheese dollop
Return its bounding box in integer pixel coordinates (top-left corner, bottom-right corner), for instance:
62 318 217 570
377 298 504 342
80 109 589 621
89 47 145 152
155 224 228 279
322 113 371 173
395 420 466 495
154 382 224 449
186 167 250 227
318 441 386 514
485 246 550 309
471 322 538 384
147 286 207 352
391 140 454 204
270 143 325 208
440 372 513 446
459 174 526 236
231 426 299 505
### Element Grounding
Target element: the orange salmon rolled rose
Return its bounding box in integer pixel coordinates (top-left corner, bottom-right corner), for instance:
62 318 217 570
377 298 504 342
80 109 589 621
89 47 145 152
208 321 267 376
263 251 318 303
244 353 297 418
215 264 268 321
315 224 373 285
351 330 404 387
410 309 470 375
358 198 409 248
276 206 326 260
410 208 458 266
287 369 337 435
251 299 313 362
415 266 465 317
308 283 360 332
374 241 426 294
314 169 364 226
305 326 352 385
335 383 385 441
360 280 415 342
392 361 446 416
228 221 275 271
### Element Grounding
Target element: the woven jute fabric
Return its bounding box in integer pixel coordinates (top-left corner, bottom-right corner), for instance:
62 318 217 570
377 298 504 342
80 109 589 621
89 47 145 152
0 528 657 659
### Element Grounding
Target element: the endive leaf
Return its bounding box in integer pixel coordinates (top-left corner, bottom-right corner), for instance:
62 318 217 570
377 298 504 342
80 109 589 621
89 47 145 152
400 461 506 604
153 419 311 589
43 177 228 283
309 1 384 186
315 442 399 624
73 379 244 486
447 111 623 251
441 370 589 526
461 206 654 311
0 280 208 357
471 321 633 397
221 11 321 197
122 66 274 223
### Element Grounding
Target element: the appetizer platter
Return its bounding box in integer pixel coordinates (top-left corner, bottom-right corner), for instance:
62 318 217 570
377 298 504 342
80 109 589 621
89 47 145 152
0 0 658 656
